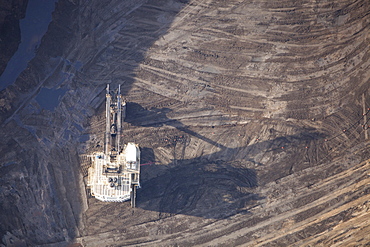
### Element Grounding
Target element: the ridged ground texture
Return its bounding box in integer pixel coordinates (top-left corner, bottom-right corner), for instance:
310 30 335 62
0 0 369 246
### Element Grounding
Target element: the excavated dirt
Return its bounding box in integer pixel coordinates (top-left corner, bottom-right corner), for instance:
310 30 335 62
0 0 370 246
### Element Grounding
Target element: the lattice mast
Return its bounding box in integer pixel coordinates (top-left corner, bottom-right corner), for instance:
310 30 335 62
105 84 125 157
105 84 111 155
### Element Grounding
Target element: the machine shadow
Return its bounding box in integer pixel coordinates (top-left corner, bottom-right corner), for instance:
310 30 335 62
126 102 227 149
138 160 262 219
127 103 326 219
140 147 155 165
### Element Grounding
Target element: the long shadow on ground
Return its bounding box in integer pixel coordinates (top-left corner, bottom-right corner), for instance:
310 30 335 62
126 103 326 219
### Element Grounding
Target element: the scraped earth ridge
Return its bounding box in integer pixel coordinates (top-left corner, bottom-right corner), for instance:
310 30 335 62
0 0 369 246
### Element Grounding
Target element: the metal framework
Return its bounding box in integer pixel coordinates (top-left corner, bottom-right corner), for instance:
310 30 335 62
87 84 140 206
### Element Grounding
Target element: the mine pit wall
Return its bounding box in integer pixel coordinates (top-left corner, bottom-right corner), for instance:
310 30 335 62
0 121 86 245
0 0 87 245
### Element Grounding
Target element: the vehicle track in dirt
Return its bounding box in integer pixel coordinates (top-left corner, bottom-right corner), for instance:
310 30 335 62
0 0 369 245
77 0 370 246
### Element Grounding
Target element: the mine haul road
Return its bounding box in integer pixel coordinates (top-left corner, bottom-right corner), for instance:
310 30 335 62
0 0 369 246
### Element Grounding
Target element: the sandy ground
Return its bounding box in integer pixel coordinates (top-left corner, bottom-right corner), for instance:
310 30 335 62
0 0 370 246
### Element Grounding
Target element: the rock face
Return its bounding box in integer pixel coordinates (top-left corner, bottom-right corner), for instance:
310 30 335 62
0 0 370 246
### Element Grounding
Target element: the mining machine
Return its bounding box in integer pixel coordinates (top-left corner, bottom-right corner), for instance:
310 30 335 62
87 84 140 207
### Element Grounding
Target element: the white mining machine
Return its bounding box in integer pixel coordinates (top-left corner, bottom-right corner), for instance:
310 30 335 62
87 84 140 207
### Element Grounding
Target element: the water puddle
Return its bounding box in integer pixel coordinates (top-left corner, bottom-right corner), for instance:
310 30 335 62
0 0 58 90
35 87 67 111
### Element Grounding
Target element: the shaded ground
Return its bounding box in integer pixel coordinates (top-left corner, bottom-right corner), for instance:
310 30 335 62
0 0 370 246
0 0 28 76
